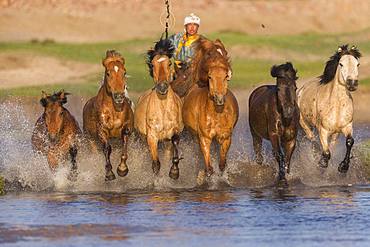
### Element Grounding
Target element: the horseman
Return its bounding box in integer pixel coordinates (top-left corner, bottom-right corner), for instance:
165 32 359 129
169 13 201 71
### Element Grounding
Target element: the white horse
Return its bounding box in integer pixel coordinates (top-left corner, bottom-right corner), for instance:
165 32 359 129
297 45 361 172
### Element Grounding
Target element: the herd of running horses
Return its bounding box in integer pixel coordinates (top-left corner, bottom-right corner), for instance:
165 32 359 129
30 36 361 183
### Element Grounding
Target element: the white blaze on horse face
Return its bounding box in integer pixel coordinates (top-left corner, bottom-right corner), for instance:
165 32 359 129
338 55 359 83
157 57 167 63
217 48 223 56
114 66 119 72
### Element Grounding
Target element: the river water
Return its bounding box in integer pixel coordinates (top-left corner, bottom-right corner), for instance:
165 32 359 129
0 96 370 246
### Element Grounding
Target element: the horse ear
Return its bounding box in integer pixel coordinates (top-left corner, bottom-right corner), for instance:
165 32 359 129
227 69 232 81
59 90 69 105
270 65 279 78
40 91 48 107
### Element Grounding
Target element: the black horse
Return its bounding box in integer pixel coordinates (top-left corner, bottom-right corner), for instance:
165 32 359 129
248 62 300 180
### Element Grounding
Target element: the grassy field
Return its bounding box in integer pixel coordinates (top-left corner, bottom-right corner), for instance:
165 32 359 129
1 30 370 97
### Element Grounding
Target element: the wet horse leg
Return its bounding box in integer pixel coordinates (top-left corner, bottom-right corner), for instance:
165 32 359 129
269 133 285 180
67 145 78 181
199 135 213 177
338 124 354 173
169 134 180 180
251 129 263 164
117 128 130 177
218 137 231 174
47 149 58 171
283 139 296 174
99 130 115 181
318 127 331 168
147 133 160 175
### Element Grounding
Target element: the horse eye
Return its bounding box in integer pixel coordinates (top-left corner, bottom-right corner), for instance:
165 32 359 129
106 72 110 77
339 63 343 67
357 63 360 67
59 111 64 116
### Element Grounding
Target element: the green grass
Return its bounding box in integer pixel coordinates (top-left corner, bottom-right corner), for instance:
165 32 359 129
1 30 369 97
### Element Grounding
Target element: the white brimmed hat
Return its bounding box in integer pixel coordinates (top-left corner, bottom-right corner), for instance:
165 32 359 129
184 13 200 26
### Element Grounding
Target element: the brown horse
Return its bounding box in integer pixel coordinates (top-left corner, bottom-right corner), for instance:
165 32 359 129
32 90 81 179
182 37 238 177
170 62 193 98
134 38 183 179
249 62 299 180
83 50 134 181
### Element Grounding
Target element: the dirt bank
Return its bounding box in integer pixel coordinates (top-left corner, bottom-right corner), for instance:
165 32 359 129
1 0 370 43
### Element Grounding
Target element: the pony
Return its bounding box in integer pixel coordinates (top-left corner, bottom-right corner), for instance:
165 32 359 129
182 37 238 177
83 50 134 181
297 45 361 172
32 90 81 179
134 38 183 179
249 62 300 180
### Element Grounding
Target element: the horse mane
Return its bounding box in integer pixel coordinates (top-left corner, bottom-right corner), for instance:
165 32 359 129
319 44 361 84
103 50 125 67
146 38 175 78
40 90 70 107
191 36 231 87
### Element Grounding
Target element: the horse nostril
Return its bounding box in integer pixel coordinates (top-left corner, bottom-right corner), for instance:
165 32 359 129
156 82 169 95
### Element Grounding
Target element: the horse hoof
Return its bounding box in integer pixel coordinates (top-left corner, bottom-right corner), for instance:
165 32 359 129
67 170 78 182
117 165 129 177
152 161 160 175
206 167 214 177
338 161 349 173
169 165 179 180
105 170 116 181
318 159 329 168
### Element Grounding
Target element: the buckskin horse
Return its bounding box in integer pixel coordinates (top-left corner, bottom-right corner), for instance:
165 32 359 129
297 45 361 173
249 62 300 180
182 37 238 177
32 90 81 180
134 38 183 179
83 50 134 181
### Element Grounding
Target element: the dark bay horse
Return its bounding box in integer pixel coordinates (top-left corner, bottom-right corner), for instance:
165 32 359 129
182 37 238 177
32 90 81 180
83 50 134 181
249 62 299 180
134 38 184 179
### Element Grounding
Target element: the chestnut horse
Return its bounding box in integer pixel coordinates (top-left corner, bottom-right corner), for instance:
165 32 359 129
32 90 81 179
134 38 183 179
297 45 361 172
249 63 299 180
182 37 238 177
83 50 134 181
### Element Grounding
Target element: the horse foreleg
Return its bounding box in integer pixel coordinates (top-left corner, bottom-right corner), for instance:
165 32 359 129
219 137 231 174
99 130 115 181
169 134 180 180
299 114 315 141
251 129 263 164
283 139 296 174
67 145 78 181
318 127 331 168
117 128 130 177
338 124 354 173
147 134 160 175
270 133 285 180
199 135 213 177
47 150 59 171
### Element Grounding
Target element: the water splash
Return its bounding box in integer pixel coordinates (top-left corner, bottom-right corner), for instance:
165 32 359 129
0 97 368 193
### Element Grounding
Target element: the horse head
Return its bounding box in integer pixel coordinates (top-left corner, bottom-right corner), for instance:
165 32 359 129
40 90 69 143
194 38 231 108
102 50 127 109
147 38 175 99
271 62 298 119
320 45 361 92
